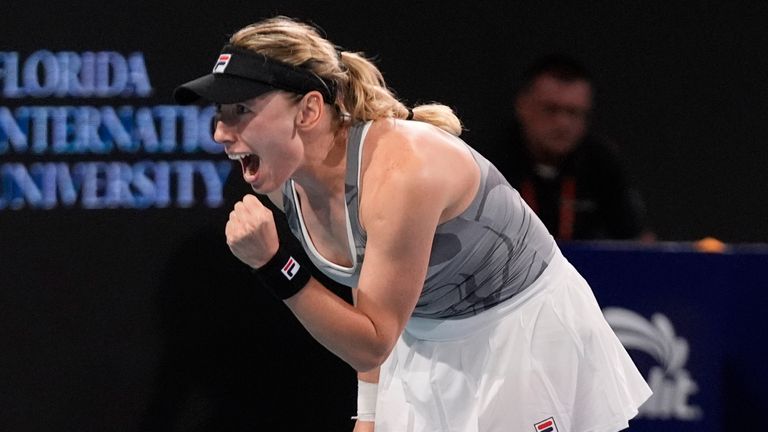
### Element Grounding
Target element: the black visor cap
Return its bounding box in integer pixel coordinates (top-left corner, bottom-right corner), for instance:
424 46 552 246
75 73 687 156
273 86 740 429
173 44 335 105
173 73 276 104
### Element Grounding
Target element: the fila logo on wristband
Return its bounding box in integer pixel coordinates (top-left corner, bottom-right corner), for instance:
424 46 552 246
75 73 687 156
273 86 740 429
534 417 558 432
281 257 300 280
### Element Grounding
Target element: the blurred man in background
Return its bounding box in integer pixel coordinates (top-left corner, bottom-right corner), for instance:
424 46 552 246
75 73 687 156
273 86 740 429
495 54 654 241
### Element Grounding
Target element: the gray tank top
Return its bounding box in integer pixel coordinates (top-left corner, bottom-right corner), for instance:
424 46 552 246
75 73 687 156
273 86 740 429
283 121 556 319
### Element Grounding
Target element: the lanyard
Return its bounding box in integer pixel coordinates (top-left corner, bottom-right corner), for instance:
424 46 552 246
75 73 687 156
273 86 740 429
519 177 576 240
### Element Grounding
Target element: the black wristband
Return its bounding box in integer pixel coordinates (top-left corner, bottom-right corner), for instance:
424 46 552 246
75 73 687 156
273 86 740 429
252 246 311 300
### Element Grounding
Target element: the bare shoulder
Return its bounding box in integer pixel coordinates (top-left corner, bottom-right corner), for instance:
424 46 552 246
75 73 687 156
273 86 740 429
363 120 473 177
359 120 480 225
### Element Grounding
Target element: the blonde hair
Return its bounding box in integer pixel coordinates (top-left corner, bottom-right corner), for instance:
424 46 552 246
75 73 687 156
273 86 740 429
230 16 463 136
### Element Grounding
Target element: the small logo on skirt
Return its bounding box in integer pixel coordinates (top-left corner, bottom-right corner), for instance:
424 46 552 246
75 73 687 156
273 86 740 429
534 417 558 432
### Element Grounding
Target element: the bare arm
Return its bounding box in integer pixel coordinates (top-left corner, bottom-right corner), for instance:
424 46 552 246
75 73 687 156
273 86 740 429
225 124 474 372
282 148 447 370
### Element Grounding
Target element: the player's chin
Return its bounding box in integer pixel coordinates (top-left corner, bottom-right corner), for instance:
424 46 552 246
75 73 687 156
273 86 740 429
249 183 270 194
249 179 280 195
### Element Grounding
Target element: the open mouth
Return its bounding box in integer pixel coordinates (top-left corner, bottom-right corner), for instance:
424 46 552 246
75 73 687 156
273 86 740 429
228 153 260 177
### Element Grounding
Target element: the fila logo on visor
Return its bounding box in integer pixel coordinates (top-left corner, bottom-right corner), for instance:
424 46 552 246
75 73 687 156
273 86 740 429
213 53 232 73
534 417 558 432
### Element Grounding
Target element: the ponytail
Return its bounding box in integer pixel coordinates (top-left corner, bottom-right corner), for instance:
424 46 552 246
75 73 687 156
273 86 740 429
338 51 463 136
231 17 463 136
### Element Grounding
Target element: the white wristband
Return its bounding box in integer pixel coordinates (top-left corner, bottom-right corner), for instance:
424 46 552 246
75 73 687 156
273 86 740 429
354 380 378 422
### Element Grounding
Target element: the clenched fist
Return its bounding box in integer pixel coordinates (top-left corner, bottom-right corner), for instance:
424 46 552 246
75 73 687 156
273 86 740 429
225 194 280 269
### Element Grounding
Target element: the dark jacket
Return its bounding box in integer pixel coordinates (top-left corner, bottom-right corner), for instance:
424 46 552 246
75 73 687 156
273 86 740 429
492 125 650 240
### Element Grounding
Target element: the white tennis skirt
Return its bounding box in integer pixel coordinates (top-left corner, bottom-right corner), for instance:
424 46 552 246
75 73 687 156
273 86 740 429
374 249 651 432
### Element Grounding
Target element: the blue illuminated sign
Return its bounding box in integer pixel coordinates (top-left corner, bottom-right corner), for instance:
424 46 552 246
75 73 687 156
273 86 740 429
0 50 231 210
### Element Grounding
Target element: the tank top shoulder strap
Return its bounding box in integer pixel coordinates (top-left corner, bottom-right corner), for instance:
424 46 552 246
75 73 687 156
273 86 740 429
343 121 372 261
450 144 491 222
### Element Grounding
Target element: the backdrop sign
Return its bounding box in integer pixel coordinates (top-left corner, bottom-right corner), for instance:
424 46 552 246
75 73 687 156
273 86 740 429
0 50 229 210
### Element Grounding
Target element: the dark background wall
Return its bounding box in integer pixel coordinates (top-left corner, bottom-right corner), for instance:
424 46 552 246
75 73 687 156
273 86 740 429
2 1 767 431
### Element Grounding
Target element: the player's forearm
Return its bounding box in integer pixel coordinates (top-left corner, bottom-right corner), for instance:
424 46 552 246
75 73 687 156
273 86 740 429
358 367 380 383
284 278 394 372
